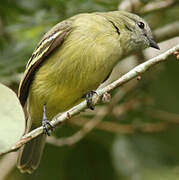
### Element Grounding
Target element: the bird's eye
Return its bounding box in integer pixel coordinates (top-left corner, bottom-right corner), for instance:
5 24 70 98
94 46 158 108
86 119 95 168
138 22 145 29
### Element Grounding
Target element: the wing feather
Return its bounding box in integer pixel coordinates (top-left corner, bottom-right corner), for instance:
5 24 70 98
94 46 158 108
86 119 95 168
18 20 73 107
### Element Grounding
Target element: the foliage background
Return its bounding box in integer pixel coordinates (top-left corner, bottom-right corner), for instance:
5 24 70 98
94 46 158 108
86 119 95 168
0 0 179 180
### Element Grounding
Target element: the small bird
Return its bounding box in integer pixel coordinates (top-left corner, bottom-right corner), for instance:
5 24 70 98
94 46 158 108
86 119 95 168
17 10 159 173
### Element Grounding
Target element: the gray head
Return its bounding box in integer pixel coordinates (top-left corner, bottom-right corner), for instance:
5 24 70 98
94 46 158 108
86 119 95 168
105 11 159 53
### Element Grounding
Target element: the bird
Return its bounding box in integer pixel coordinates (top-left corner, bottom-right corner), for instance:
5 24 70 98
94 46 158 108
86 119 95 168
17 10 159 173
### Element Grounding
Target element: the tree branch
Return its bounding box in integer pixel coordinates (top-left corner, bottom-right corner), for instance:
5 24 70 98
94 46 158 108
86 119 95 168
154 21 179 42
139 0 177 14
118 0 177 14
47 108 106 146
0 44 179 156
67 118 167 134
147 109 179 124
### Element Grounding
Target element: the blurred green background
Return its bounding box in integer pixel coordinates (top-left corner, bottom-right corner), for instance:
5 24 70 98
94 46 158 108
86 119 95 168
0 0 179 180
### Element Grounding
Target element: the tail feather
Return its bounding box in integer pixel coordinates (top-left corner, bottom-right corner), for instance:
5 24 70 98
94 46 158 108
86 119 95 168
17 133 46 173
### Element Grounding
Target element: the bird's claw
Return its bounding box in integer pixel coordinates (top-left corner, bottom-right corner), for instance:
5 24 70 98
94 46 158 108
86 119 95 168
42 118 54 136
86 90 97 110
42 105 54 136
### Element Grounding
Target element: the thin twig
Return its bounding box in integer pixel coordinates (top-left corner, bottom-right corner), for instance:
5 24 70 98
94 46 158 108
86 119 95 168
139 0 177 14
154 21 179 42
68 117 135 134
0 44 179 156
148 109 179 124
118 0 177 14
47 108 106 146
47 120 167 147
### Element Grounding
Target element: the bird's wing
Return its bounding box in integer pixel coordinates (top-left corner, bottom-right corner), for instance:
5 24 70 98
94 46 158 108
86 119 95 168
18 20 73 107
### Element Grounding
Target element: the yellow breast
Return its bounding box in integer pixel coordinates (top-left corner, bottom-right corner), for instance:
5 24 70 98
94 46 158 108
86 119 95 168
28 14 122 122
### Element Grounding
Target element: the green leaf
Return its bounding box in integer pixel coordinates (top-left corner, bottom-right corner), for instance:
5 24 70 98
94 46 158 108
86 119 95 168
0 83 25 154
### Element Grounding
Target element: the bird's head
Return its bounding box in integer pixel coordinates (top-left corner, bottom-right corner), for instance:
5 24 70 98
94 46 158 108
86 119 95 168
106 11 160 54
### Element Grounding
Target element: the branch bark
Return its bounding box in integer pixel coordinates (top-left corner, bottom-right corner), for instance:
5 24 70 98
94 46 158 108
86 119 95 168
154 21 179 42
118 0 177 14
0 44 179 156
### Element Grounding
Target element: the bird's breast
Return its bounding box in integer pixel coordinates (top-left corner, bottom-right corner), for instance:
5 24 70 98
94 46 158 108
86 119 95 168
28 22 122 120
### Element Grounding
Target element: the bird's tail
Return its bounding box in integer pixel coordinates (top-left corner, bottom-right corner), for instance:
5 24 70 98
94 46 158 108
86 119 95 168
17 125 46 174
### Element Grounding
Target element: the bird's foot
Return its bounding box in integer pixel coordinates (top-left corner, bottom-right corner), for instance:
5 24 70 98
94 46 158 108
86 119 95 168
42 105 54 136
86 90 98 110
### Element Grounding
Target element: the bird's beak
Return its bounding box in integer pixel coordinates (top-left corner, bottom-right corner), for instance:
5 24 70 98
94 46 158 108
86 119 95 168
148 37 160 50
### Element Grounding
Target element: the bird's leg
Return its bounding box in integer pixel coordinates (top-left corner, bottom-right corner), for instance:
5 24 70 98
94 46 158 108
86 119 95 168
86 90 97 110
42 105 54 136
